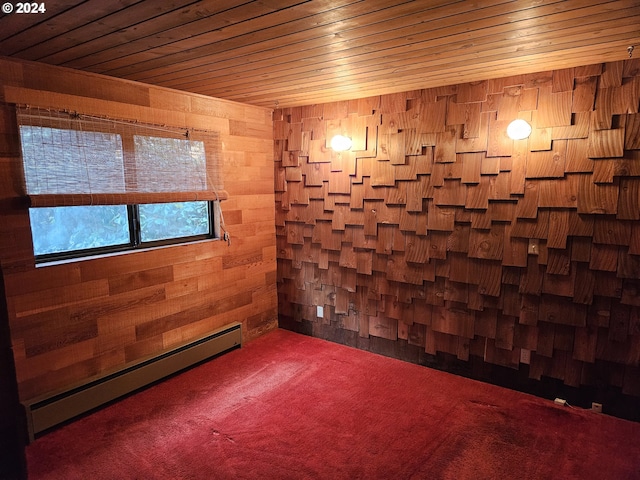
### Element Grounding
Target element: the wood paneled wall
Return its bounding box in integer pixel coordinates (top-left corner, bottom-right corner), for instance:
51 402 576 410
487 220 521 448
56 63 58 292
0 57 277 402
274 59 640 398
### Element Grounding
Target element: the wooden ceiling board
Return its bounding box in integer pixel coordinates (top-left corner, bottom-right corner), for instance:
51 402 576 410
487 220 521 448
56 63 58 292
0 0 94 43
55 0 350 70
13 0 247 63
126 0 637 97
1 0 639 108
89 0 460 77
221 12 638 91
0 0 149 55
159 0 633 90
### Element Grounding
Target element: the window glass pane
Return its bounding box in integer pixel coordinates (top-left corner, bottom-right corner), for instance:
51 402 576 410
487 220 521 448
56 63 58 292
20 126 125 194
29 205 130 256
134 136 207 192
139 201 210 243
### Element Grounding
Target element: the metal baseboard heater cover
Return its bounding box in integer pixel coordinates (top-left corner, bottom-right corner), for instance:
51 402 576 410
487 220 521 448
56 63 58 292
22 321 242 441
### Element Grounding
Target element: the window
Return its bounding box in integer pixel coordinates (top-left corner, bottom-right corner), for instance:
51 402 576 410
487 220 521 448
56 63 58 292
18 107 225 264
138 201 211 243
29 205 131 256
29 201 217 262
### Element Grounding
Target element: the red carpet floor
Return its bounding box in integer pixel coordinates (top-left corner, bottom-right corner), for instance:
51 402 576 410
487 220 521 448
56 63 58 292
27 329 640 479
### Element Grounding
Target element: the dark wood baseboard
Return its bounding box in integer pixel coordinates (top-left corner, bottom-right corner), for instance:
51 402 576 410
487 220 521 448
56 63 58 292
279 315 640 422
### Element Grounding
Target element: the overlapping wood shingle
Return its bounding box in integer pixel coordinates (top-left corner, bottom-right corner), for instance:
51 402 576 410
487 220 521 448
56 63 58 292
275 59 640 396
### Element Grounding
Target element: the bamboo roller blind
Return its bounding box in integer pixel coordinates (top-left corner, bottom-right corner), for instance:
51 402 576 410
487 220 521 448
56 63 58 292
17 107 226 207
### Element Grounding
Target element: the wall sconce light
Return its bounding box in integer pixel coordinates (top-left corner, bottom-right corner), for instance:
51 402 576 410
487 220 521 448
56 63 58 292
506 119 532 140
330 135 352 152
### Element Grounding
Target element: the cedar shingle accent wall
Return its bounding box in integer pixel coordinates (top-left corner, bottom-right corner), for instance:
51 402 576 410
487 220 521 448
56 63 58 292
274 60 640 397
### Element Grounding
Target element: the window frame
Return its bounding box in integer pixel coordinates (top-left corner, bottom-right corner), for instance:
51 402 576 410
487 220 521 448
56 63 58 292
133 200 220 249
32 200 220 265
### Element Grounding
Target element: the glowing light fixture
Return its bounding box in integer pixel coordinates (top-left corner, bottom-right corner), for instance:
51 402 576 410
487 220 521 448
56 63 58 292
330 134 352 152
506 119 532 140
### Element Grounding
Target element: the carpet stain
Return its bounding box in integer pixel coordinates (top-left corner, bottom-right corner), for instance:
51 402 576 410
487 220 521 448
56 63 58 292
211 429 236 443
468 399 500 408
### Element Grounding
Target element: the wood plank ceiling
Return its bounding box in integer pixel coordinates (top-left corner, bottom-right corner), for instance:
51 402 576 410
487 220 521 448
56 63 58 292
1 0 639 108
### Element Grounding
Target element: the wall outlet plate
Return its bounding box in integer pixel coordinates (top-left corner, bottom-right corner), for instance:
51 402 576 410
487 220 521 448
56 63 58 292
316 305 324 318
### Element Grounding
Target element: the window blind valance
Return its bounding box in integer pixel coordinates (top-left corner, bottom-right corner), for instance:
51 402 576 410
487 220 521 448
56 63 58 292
27 191 229 208
17 107 224 208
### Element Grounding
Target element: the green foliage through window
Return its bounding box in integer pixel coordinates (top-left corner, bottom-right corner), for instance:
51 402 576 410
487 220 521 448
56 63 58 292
29 201 215 263
139 202 210 242
30 205 130 256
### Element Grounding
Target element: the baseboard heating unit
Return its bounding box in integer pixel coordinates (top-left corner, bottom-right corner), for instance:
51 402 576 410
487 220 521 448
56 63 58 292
22 321 242 441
